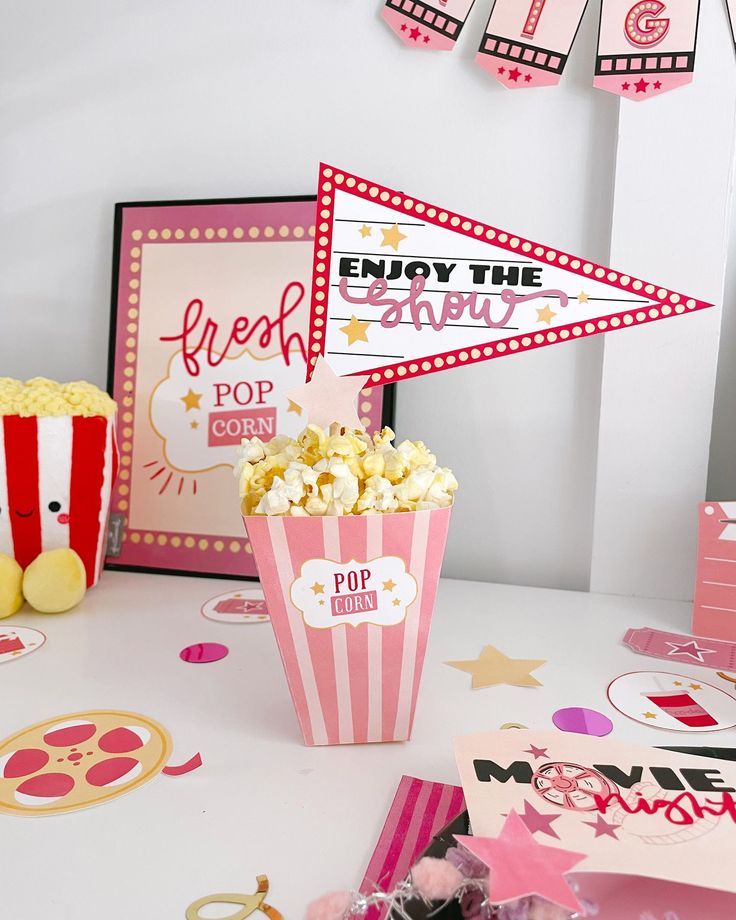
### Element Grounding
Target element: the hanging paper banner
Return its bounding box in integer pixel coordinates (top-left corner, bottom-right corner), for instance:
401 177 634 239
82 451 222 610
476 0 589 88
306 165 711 386
382 0 476 51
594 0 701 100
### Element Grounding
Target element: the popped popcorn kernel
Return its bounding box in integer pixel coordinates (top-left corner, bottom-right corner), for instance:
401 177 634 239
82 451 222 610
0 378 116 418
237 424 457 517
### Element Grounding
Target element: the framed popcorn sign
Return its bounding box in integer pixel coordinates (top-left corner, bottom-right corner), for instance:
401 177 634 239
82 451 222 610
106 196 394 578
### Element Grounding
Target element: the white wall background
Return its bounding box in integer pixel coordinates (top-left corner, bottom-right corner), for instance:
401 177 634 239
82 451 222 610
0 1 733 594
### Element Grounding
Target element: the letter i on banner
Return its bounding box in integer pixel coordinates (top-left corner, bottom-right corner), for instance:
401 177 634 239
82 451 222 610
594 0 701 100
382 0 477 50
476 0 589 88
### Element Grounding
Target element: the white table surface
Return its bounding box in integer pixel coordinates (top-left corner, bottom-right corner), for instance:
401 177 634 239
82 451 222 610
1 572 734 919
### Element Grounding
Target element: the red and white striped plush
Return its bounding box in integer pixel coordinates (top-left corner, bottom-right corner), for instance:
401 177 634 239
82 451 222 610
0 416 118 587
245 506 451 746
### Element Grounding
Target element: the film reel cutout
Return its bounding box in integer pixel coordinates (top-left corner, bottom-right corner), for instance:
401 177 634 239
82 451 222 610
0 710 171 816
532 761 619 812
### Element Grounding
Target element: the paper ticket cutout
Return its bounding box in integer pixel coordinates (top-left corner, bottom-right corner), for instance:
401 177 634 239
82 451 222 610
382 0 477 51
693 502 736 642
307 164 711 386
476 0 589 89
0 710 171 816
455 730 736 896
624 626 736 671
607 670 736 732
594 0 701 100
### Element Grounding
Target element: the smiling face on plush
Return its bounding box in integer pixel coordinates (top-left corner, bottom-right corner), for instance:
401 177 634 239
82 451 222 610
0 415 118 586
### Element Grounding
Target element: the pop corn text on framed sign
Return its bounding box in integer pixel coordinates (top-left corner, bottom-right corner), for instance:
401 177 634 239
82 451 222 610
106 195 394 578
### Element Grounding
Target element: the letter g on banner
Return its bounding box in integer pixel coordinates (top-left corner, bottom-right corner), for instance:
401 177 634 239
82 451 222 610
625 1 670 48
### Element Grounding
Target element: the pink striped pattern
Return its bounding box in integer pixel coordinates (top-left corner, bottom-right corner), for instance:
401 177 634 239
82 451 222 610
360 775 465 916
245 507 451 746
0 415 117 587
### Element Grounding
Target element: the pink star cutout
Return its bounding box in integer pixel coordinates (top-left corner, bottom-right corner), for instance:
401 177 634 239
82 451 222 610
287 356 368 430
455 811 586 912
508 67 522 82
582 814 620 839
635 78 649 93
518 799 560 839
666 639 715 663
409 26 421 41
524 744 549 760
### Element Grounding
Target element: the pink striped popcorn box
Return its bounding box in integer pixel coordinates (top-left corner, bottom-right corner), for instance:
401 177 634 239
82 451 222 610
0 416 119 587
244 506 451 745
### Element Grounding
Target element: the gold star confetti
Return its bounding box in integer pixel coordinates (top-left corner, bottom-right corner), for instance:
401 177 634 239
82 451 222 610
340 315 371 346
381 223 407 252
359 225 372 238
180 389 203 412
383 579 396 592
577 291 589 304
287 399 303 416
689 683 702 690
190 421 199 430
310 582 325 595
536 305 556 326
643 712 657 719
446 645 546 690
392 598 401 606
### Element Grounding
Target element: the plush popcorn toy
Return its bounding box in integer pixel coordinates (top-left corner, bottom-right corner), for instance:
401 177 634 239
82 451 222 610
0 378 118 616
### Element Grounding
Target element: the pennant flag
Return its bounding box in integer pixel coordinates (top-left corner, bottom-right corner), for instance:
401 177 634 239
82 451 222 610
594 0 701 100
382 0 476 50
306 165 711 386
476 0 589 88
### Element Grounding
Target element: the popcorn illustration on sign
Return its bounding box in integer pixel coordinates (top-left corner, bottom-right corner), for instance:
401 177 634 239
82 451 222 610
290 556 417 629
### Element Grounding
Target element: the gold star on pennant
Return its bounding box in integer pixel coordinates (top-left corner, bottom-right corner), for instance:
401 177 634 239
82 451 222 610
340 315 371 346
673 681 683 686
392 598 401 607
536 304 556 326
689 683 702 691
446 645 545 690
359 225 372 238
181 388 203 412
643 712 658 719
577 291 589 304
383 579 396 592
190 421 199 429
310 582 325 595
287 399 303 416
380 223 407 252
318 599 325 606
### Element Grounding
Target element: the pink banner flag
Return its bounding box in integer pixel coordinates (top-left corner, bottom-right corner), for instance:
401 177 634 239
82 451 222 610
594 0 701 100
476 0 589 89
382 0 476 51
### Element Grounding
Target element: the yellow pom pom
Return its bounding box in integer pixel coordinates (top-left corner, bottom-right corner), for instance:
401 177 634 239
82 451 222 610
0 554 23 618
22 549 87 613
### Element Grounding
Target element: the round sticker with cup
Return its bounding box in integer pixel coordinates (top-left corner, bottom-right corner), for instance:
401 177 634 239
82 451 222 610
607 670 736 732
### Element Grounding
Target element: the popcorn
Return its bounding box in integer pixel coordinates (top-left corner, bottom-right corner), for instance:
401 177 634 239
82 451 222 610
237 424 457 517
0 378 116 418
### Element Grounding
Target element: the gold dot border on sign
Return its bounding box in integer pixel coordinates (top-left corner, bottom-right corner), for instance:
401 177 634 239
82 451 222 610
126 531 253 554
